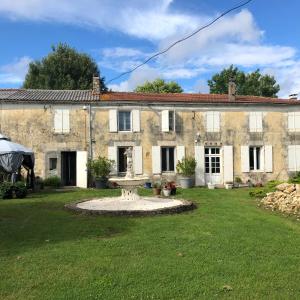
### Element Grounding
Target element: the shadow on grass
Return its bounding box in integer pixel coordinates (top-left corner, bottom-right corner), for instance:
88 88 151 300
0 189 134 257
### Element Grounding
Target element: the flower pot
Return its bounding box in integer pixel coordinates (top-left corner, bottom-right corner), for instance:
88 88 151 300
225 183 233 190
180 177 193 189
153 188 161 196
162 188 171 197
95 177 108 189
170 187 176 195
207 183 215 190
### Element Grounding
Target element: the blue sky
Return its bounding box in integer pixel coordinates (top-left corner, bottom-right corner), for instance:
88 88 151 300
0 0 299 97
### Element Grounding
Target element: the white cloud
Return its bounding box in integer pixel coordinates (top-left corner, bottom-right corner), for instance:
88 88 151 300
0 56 32 85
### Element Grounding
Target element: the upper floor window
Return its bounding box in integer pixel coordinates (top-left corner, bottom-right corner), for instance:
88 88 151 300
161 110 175 132
249 112 263 132
54 109 69 133
288 112 300 132
206 111 220 132
118 111 131 131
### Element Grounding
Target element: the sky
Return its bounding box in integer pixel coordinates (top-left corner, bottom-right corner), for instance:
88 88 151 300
0 0 299 98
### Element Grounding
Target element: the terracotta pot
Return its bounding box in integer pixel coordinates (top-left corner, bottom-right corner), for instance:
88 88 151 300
153 188 161 196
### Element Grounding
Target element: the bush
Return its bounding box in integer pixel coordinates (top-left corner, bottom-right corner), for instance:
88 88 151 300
0 182 14 199
87 156 115 179
266 180 283 190
288 172 300 184
44 176 61 188
176 157 197 177
14 181 27 198
249 189 266 198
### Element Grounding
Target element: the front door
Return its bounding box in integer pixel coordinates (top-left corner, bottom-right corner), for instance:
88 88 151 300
61 152 76 186
204 147 221 185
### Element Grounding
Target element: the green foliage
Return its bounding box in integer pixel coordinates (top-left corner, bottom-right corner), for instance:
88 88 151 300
152 181 162 189
14 181 28 199
23 43 108 91
266 180 283 189
0 181 14 199
288 172 300 183
235 177 242 184
249 189 266 198
134 78 183 93
87 156 114 179
208 65 280 97
44 176 61 188
176 157 197 176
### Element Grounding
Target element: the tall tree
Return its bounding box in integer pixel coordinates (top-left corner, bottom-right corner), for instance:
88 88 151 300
207 65 280 97
23 43 107 91
134 78 183 93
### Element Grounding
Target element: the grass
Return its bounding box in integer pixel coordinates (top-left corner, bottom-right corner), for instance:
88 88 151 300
1 187 300 299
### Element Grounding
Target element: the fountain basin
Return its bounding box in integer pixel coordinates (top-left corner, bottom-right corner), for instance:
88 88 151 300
109 176 149 187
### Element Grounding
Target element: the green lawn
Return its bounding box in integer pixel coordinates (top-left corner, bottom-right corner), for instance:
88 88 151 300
1 188 300 299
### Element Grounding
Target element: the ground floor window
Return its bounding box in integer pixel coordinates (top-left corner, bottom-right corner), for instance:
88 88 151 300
204 147 221 174
161 147 175 172
249 146 261 171
118 147 128 173
49 158 57 171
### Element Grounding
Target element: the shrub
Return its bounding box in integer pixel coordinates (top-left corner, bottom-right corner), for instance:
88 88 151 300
0 182 14 199
176 157 197 177
44 176 61 188
14 181 27 198
288 172 300 184
266 180 283 190
87 156 115 179
235 177 242 184
249 189 266 198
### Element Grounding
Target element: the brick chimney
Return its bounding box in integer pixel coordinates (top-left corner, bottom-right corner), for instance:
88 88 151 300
289 93 298 100
92 76 101 94
228 78 236 101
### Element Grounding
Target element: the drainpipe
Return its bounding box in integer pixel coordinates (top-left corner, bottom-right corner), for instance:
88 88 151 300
88 103 93 160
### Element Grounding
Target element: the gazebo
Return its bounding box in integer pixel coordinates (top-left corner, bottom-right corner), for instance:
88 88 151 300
0 134 35 187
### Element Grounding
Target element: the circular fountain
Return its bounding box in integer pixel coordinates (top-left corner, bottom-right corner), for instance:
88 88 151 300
66 147 195 216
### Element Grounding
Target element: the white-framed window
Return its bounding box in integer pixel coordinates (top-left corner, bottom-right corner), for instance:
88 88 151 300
288 112 300 132
249 112 263 132
54 109 70 133
118 111 131 131
206 111 220 132
49 158 57 171
249 146 262 171
161 110 176 132
161 147 175 172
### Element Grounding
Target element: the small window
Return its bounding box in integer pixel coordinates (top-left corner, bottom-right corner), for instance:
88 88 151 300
49 158 57 171
161 147 175 172
169 111 175 131
249 146 261 171
118 111 131 131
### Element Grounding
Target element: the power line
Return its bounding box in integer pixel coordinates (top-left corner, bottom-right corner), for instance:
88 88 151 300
106 0 254 84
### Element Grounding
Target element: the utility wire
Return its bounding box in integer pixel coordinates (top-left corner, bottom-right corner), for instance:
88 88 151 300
106 0 254 84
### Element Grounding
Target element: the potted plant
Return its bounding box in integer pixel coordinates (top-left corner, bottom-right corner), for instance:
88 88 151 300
176 157 197 189
152 181 162 196
225 181 233 189
168 181 177 195
162 183 171 197
87 156 115 189
234 176 242 188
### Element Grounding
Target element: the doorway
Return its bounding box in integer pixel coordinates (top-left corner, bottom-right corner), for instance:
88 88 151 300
118 147 127 174
61 151 76 186
204 147 222 185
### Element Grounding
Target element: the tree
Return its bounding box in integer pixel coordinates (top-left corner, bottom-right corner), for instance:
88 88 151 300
207 65 280 97
134 78 183 93
23 43 107 91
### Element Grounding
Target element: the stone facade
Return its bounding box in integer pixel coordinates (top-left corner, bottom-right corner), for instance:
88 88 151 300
1 91 300 187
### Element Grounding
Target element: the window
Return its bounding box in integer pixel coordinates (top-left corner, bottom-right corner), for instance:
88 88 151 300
204 147 221 174
206 112 220 132
288 112 300 132
249 112 263 132
49 158 57 171
118 147 127 173
169 111 175 131
118 111 131 131
161 147 175 172
249 146 261 171
54 109 69 133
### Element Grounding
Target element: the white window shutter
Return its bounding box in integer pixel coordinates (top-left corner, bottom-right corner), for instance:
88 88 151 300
288 145 296 171
134 146 143 175
241 145 250 172
161 110 169 132
76 151 87 188
152 146 161 174
62 109 70 133
288 112 295 131
249 112 256 132
214 112 220 132
296 145 300 171
223 145 233 182
132 110 140 132
295 113 300 131
206 112 214 132
108 146 118 175
256 112 263 132
109 109 118 132
264 145 273 172
176 146 185 168
54 109 63 133
195 145 205 186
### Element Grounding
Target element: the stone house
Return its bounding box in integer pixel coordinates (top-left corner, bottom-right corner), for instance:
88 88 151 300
1 77 300 188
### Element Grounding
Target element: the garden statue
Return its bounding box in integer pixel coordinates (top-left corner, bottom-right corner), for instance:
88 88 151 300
124 147 134 178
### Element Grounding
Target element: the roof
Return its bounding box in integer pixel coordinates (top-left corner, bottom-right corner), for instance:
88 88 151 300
0 88 299 105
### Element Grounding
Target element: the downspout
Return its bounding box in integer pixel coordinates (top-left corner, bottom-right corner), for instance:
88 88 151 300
88 103 93 160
